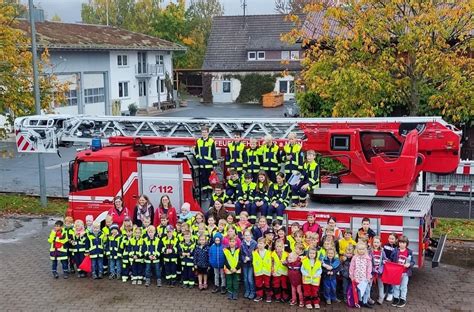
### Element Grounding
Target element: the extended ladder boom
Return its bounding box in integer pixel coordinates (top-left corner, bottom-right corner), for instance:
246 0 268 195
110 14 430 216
14 114 455 153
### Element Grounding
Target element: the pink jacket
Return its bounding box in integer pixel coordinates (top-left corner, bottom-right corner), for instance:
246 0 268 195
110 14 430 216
302 222 321 236
349 254 372 282
222 236 242 249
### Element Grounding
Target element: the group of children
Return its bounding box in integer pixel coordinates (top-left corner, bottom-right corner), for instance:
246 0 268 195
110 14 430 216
49 209 414 309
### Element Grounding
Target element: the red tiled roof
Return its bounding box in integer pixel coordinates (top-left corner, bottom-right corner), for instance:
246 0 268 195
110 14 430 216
16 20 185 51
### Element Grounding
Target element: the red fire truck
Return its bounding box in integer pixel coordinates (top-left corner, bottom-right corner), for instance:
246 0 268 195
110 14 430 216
15 115 461 267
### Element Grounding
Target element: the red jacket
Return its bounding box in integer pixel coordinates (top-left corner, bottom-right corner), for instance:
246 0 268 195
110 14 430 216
302 222 321 236
107 207 130 227
153 206 177 228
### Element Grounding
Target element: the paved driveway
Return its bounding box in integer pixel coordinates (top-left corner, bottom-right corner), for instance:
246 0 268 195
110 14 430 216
0 218 473 311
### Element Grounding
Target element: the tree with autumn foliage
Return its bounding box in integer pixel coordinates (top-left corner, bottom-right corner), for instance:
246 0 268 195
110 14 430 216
286 0 473 123
0 2 67 136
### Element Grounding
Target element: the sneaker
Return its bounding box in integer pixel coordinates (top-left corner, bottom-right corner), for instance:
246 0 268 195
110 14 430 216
157 279 162 287
92 274 98 280
397 299 406 308
63 273 69 279
212 286 219 293
305 303 313 309
392 298 400 306
326 300 331 305
132 280 137 285
109 274 114 280
227 293 233 300
289 300 297 306
313 303 320 309
244 291 250 299
248 293 255 300
232 293 238 300
299 302 305 308
361 303 373 309
368 298 375 305
145 279 151 287
137 280 142 285
53 272 59 279
377 298 384 305
386 294 393 302
182 283 187 288
98 273 103 279
254 296 262 302
122 276 128 283
334 298 341 303
220 287 227 295
265 297 272 303
116 274 121 280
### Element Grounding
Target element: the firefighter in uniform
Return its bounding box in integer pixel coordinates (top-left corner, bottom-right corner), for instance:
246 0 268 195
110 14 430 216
235 172 256 220
225 130 247 174
269 172 291 225
283 132 304 181
260 134 282 182
245 137 262 181
179 231 196 288
160 225 179 286
142 225 162 287
194 126 218 199
293 150 320 207
48 220 69 279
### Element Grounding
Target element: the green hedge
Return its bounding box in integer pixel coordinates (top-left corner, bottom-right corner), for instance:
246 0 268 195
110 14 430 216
223 73 276 103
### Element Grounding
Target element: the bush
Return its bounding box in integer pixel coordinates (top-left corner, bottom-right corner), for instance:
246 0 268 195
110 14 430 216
296 91 333 117
234 74 276 103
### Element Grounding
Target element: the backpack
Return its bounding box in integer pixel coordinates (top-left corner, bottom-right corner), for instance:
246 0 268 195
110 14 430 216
346 281 359 308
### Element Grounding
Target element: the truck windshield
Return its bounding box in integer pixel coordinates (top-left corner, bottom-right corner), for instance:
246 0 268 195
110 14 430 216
77 161 109 191
360 132 402 162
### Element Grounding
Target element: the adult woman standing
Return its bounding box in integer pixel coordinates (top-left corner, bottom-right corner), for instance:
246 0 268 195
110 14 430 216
322 216 342 241
206 199 229 223
107 196 130 227
132 195 154 227
153 195 177 228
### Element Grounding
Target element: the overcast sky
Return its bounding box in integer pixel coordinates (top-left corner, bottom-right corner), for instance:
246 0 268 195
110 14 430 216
22 0 277 23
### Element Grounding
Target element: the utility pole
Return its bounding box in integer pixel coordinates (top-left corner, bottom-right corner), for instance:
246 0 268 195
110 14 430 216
106 0 109 26
28 0 47 207
242 0 247 17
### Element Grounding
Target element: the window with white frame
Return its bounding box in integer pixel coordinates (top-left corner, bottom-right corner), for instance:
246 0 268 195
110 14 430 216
118 81 129 98
222 81 231 93
279 80 295 94
156 55 164 65
117 55 128 67
257 51 265 60
157 79 165 94
281 51 290 60
84 87 105 104
64 89 78 106
248 51 256 60
290 51 299 60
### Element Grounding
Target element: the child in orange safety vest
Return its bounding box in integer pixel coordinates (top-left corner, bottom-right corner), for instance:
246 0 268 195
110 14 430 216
252 237 273 303
301 247 323 309
223 237 241 300
272 239 290 302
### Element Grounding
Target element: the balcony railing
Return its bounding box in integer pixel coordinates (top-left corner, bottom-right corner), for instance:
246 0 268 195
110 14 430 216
135 64 165 77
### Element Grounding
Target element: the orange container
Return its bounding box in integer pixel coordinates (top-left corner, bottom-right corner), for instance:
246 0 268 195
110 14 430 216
262 92 284 108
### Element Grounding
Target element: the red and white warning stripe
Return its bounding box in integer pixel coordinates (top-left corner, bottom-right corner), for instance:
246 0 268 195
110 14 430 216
456 161 474 175
427 184 472 193
15 130 35 152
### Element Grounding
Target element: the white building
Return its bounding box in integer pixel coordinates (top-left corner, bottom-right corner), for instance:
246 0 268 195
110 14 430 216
17 20 185 115
202 15 304 103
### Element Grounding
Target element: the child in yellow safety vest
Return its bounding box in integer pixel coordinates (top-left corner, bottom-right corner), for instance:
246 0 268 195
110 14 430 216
180 231 196 288
223 237 241 300
129 226 144 284
48 220 69 279
86 221 106 280
272 239 290 302
252 237 273 303
301 248 323 309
